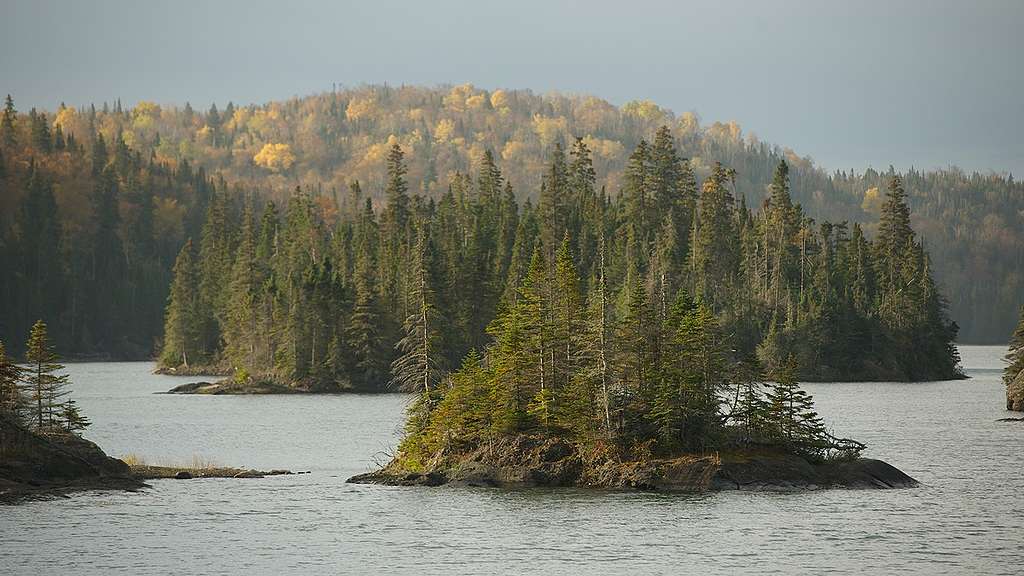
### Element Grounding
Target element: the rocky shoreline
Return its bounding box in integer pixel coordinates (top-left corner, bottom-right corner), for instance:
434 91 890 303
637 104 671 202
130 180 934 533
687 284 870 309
0 416 297 503
130 464 300 480
0 417 146 503
163 378 367 395
347 435 918 492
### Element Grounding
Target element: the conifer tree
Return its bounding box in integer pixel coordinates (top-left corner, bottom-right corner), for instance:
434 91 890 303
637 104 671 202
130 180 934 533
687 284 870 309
60 399 91 434
24 320 69 430
225 201 260 370
160 240 201 368
390 226 444 398
348 238 387 388
766 355 826 452
0 341 25 421
1 94 16 146
30 109 52 152
539 143 568 261
383 143 410 239
197 188 235 357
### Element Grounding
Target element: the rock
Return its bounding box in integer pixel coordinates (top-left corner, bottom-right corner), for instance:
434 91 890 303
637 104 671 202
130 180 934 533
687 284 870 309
0 416 146 502
164 381 216 394
346 434 919 493
232 469 265 478
174 471 193 480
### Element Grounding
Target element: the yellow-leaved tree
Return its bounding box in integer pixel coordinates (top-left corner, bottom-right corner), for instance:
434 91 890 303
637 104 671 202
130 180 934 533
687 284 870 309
254 143 296 172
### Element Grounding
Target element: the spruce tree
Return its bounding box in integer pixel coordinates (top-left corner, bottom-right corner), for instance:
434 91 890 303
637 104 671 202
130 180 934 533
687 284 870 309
225 201 260 371
60 399 91 434
24 320 69 430
160 240 201 368
766 356 827 453
348 239 386 389
1 94 16 146
390 227 444 398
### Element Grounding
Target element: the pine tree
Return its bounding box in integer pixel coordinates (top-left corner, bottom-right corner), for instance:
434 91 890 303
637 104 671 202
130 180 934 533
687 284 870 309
1006 306 1024 411
24 320 69 431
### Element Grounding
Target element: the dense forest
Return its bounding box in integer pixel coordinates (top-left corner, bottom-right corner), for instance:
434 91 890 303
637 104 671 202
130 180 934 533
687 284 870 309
158 131 961 386
0 85 1019 360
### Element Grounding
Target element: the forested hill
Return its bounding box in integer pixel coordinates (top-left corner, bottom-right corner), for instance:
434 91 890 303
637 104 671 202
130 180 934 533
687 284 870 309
0 86 1020 354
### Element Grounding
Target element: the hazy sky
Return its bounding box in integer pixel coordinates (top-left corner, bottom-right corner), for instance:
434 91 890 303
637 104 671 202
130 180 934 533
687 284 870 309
3 0 1023 175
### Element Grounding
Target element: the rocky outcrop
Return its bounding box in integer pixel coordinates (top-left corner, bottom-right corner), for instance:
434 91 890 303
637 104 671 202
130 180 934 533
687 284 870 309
130 465 295 479
154 365 231 377
0 416 145 502
165 377 362 395
164 380 300 395
347 435 918 492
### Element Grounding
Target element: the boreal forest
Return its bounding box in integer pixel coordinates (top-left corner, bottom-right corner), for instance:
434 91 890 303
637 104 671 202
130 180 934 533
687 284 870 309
0 85 1019 370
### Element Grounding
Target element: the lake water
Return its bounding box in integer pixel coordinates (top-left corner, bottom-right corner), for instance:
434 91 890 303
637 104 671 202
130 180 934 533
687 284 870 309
1 346 1022 575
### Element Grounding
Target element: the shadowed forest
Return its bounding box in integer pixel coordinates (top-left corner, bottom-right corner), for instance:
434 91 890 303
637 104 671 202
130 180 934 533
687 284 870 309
0 85 1020 364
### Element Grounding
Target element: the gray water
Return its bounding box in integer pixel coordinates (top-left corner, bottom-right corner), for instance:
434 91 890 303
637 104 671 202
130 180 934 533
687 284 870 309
1 346 1021 575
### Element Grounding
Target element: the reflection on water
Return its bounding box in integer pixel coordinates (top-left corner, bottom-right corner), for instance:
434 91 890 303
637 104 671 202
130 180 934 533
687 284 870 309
1 346 1021 575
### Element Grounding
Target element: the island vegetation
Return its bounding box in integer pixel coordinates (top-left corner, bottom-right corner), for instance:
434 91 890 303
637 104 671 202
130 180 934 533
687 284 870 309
0 87 1021 366
155 130 961 390
1006 307 1024 411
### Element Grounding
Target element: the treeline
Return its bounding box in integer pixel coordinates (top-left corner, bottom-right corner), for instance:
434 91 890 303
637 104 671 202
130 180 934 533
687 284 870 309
160 130 961 387
5 86 1022 344
0 95 221 357
0 320 90 435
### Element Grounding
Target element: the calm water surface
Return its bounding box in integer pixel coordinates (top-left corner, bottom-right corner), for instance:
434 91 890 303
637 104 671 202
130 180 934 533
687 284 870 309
1 346 1022 575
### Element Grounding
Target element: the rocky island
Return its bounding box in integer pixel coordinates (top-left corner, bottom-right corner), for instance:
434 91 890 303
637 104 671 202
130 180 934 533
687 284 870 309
349 435 917 491
347 233 921 493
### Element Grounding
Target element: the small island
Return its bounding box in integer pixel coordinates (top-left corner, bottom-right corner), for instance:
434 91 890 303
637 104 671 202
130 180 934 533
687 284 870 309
348 239 918 492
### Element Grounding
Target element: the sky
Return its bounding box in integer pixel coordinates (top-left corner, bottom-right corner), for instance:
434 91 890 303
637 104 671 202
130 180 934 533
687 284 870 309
3 0 1023 175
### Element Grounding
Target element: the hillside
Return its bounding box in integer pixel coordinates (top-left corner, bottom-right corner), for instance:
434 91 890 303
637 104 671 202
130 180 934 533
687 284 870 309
0 85 1021 354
